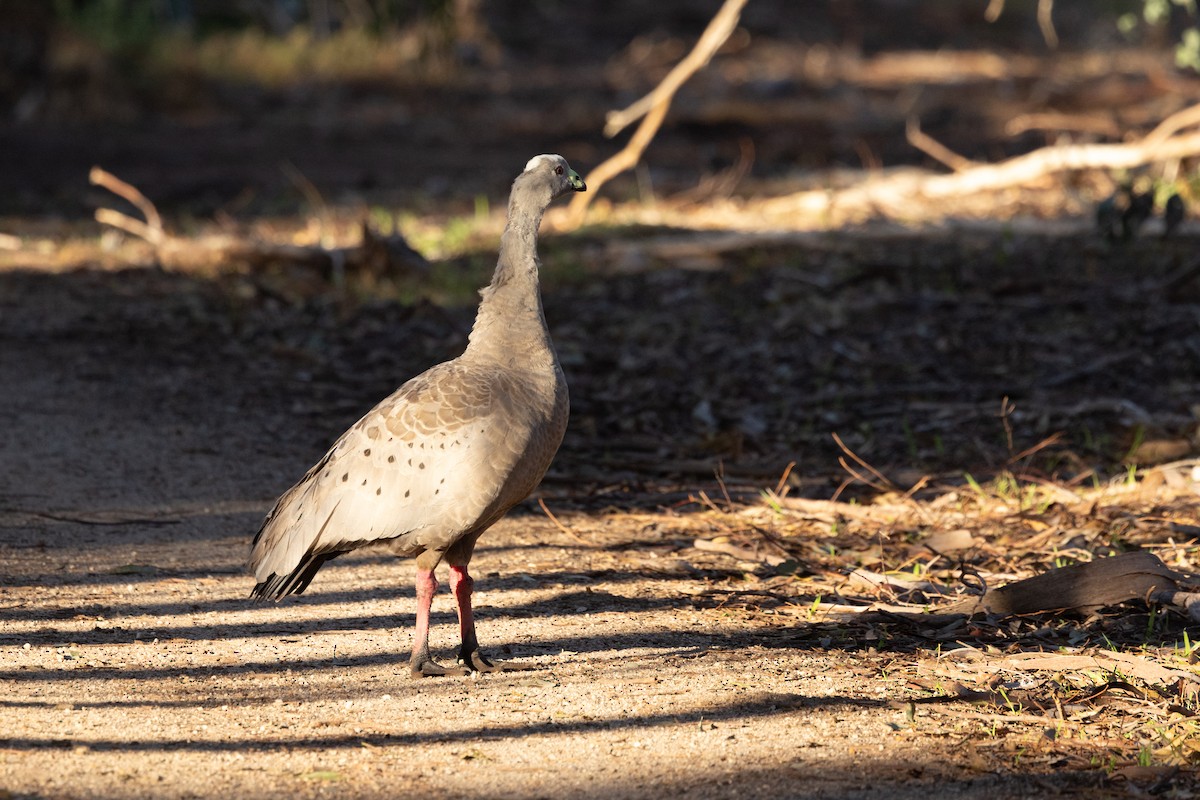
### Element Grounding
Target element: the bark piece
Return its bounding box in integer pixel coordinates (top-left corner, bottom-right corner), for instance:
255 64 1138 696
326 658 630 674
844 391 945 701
942 551 1192 617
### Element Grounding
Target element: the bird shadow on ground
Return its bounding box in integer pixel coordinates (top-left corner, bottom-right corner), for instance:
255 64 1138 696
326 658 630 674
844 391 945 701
1 621 902 689
0 572 735 644
0 687 876 751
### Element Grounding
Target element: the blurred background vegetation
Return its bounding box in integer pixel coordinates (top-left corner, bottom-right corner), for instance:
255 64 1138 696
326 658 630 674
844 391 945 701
2 1 1198 221
6 0 1197 119
2 1 1199 490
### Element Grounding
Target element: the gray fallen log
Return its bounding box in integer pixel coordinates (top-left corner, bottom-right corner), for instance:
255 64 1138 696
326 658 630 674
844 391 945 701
942 551 1197 619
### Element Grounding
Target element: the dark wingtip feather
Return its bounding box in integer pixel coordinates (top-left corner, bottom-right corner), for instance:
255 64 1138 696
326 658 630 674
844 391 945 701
249 575 284 601
248 552 343 602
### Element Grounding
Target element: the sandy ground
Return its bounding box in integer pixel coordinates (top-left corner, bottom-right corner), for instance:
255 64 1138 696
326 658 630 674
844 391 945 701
0 516 1097 800
3 251 1190 800
2 517 1035 800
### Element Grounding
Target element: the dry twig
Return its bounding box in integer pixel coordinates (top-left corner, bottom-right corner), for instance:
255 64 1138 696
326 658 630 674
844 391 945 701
89 167 165 243
601 0 748 138
831 431 896 499
566 0 748 227
1142 100 1200 150
760 116 1200 223
985 0 1057 49
906 116 977 172
538 497 588 544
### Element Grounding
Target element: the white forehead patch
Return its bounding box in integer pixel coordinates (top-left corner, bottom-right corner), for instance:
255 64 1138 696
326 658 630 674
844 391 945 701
524 154 563 172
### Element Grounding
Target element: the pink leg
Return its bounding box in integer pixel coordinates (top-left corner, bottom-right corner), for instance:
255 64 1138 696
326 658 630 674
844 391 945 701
408 568 467 678
449 565 491 670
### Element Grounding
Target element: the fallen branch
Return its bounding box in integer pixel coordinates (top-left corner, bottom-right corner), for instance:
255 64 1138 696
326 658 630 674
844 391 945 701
832 431 897 493
1004 111 1120 138
602 0 748 138
1142 100 1200 150
759 108 1200 222
94 208 165 247
566 0 748 227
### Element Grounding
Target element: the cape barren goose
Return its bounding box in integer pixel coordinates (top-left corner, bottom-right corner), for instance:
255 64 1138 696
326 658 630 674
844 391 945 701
249 154 585 676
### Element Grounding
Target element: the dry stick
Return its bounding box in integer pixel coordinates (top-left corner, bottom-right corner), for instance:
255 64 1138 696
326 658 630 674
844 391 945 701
602 0 749 138
93 208 164 246
760 130 1200 220
773 460 796 496
1005 112 1120 138
830 432 940 526
906 116 977 172
984 0 1056 49
836 457 889 493
831 432 895 489
1006 432 1065 467
901 474 931 500
89 167 165 244
713 461 735 510
565 100 670 228
1037 0 1058 50
829 475 857 505
695 490 727 516
998 395 1015 455
1142 100 1200 150
537 497 587 544
566 0 748 227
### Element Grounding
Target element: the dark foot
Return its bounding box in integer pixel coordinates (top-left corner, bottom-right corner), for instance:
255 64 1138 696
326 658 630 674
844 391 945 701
410 657 471 678
458 650 537 673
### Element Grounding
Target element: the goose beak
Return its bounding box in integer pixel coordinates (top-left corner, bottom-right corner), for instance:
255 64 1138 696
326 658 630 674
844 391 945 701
568 168 586 192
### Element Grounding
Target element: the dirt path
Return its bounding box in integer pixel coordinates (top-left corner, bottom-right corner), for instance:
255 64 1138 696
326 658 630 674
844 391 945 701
3 247 1196 798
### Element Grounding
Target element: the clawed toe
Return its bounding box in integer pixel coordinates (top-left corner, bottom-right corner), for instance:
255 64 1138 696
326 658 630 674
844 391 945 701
410 651 536 677
410 658 471 678
459 651 536 673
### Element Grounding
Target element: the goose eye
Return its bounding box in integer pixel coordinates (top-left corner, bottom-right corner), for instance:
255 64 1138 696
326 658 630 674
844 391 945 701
554 166 564 175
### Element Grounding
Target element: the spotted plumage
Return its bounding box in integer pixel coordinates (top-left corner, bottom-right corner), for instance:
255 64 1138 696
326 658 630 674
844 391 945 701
249 154 585 676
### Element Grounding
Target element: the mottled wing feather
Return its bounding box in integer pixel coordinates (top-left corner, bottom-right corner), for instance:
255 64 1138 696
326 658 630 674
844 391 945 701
249 361 546 597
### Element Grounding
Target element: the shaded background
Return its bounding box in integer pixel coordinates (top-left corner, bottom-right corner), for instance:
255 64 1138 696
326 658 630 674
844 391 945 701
1 0 1198 499
2 0 1195 217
